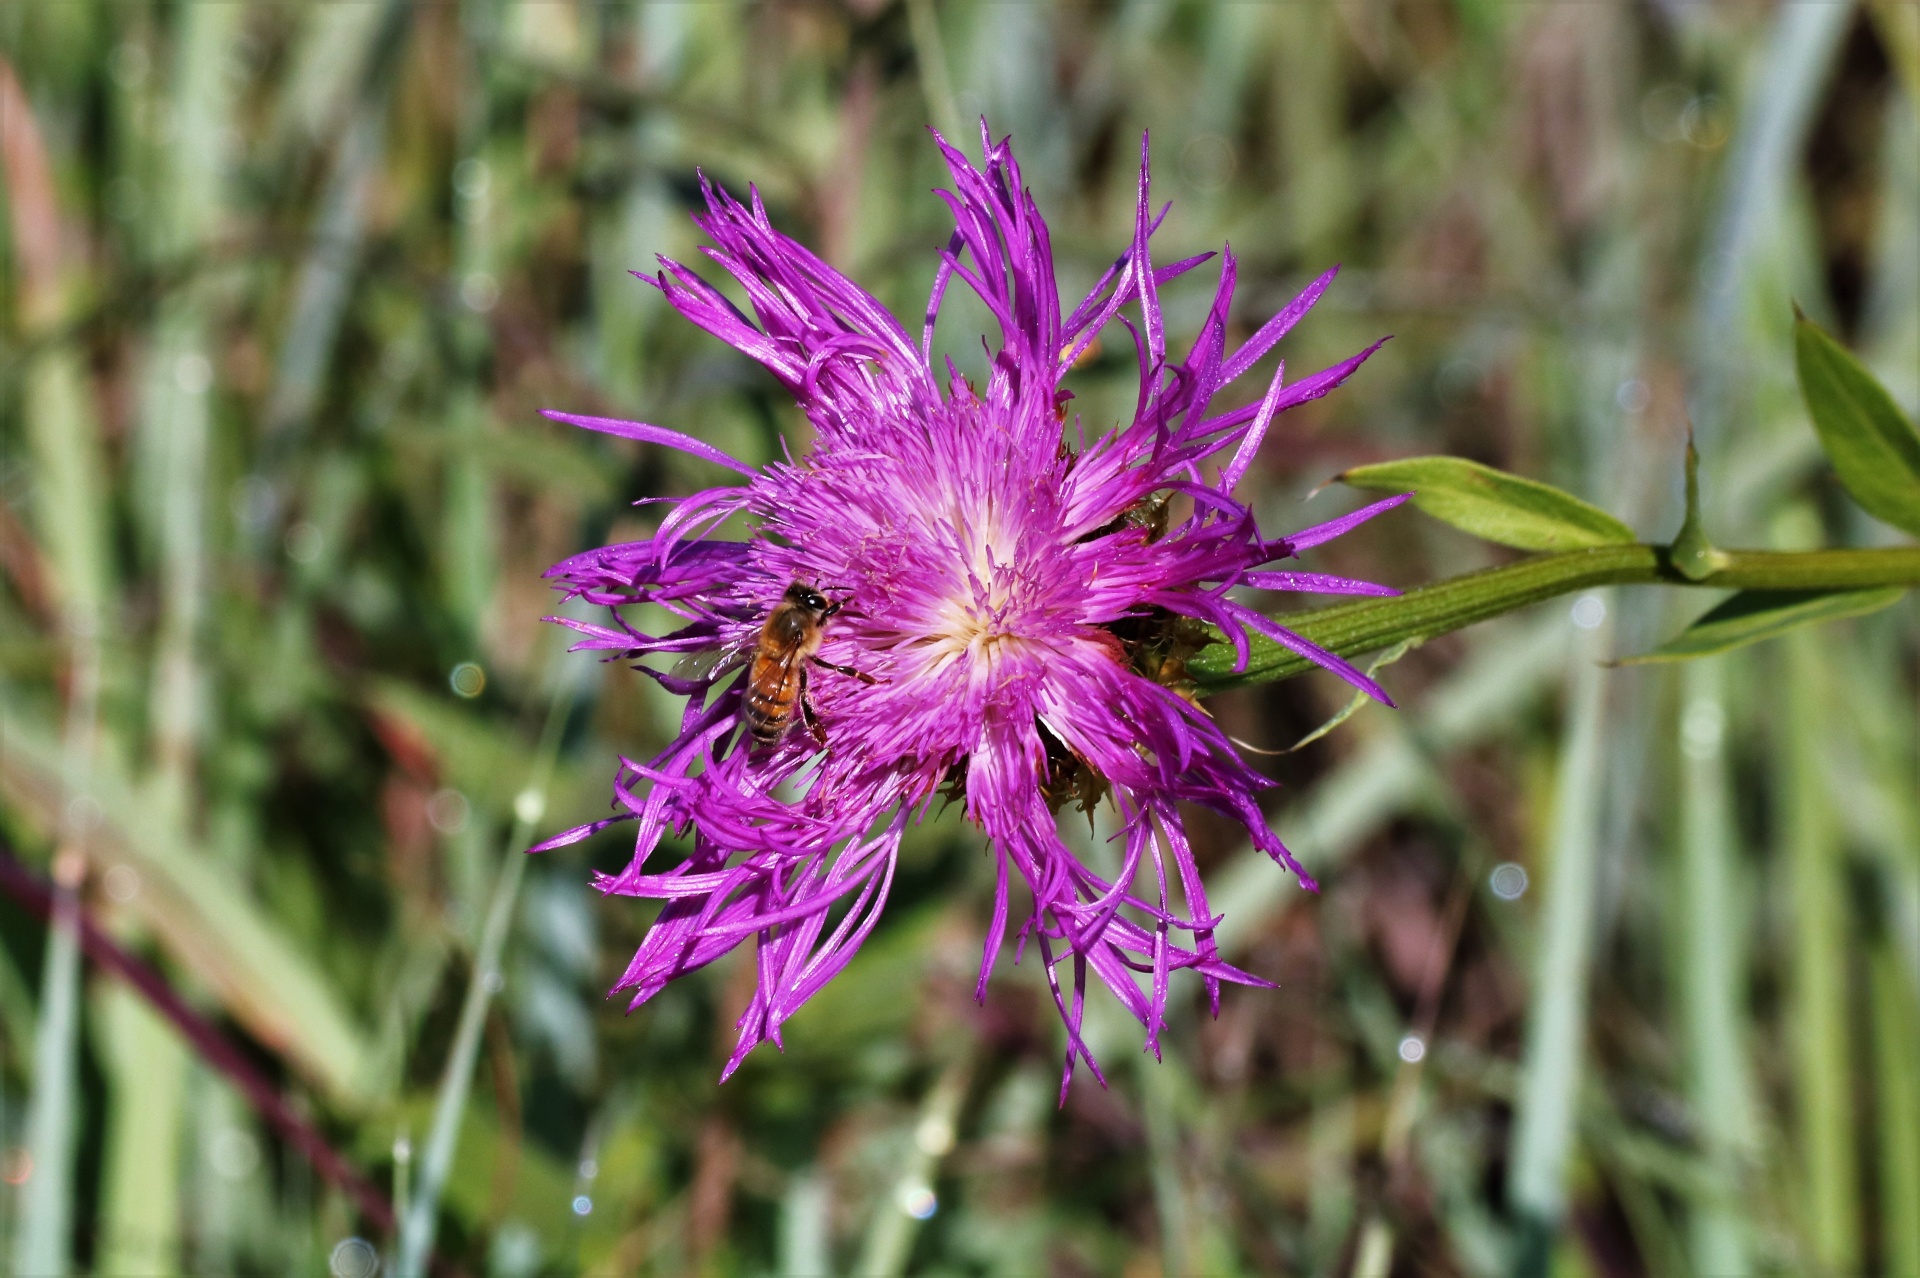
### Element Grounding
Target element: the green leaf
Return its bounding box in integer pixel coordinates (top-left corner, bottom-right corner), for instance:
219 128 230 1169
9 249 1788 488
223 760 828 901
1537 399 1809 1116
1795 312 1920 538
1338 456 1636 551
1619 588 1906 664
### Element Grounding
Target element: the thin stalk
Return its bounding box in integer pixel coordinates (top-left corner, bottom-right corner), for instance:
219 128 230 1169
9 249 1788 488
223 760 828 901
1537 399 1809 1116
1675 658 1757 1274
140 353 207 780
1189 544 1920 691
394 681 573 1278
271 0 392 149
443 0 499 643
1783 630 1859 1272
443 395 496 638
1506 595 1614 1275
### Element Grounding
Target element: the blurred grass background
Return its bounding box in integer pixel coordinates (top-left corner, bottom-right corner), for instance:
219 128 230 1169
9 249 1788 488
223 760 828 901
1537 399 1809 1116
0 1 1917 1275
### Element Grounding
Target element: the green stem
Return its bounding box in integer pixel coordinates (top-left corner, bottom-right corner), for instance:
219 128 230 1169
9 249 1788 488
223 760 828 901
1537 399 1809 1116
1190 544 1920 691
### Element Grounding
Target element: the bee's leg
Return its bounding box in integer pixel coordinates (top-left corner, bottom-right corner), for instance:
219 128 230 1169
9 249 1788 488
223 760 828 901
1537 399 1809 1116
799 671 829 748
809 657 878 686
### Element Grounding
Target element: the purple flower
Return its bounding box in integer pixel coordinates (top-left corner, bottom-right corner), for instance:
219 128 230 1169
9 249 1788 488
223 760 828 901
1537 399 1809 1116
538 125 1405 1094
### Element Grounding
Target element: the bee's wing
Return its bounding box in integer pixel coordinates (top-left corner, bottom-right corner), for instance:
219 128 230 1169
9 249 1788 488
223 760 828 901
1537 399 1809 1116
667 643 739 684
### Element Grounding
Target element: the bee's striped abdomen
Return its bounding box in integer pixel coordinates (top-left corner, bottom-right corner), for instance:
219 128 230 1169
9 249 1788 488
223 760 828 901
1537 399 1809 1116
744 649 801 744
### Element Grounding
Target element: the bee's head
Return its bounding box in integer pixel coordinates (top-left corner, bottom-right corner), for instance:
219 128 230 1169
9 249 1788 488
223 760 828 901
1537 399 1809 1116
785 582 833 615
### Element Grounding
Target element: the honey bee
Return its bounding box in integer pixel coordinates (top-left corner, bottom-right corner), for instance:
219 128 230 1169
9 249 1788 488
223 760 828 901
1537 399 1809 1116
743 582 874 746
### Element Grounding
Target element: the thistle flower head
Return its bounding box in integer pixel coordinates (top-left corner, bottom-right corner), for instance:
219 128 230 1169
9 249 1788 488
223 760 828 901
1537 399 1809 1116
539 124 1405 1095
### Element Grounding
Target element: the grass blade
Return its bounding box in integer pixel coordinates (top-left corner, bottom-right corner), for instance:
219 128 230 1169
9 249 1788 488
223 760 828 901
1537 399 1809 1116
1139 1053 1193 1278
1869 943 1920 1278
13 857 84 1278
1506 597 1614 1273
778 1170 831 1278
1689 0 1855 443
904 0 962 142
139 0 242 825
96 984 189 1275
1782 629 1860 1271
95 2 247 1261
1675 658 1757 1273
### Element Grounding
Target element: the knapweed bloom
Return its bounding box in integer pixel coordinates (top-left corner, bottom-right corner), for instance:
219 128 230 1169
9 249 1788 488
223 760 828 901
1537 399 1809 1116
539 125 1405 1094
